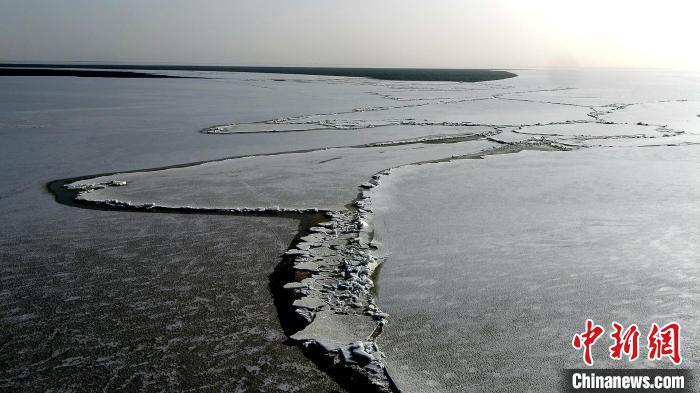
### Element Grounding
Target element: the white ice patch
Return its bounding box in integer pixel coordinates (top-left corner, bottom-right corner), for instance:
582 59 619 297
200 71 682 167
514 122 666 138
603 100 700 134
65 139 497 211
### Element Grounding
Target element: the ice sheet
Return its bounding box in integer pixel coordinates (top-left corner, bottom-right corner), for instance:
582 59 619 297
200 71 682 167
67 139 498 211
514 122 665 137
368 146 700 392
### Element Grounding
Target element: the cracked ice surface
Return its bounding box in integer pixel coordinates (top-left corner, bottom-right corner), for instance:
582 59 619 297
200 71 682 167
206 123 494 142
514 122 667 138
294 98 591 127
367 147 700 392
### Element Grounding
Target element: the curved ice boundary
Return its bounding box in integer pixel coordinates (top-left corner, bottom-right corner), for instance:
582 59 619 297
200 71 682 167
276 141 570 392
59 167 402 391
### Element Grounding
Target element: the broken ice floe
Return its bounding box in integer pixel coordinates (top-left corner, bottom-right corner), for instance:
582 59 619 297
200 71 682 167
64 179 127 192
204 122 330 134
282 208 394 391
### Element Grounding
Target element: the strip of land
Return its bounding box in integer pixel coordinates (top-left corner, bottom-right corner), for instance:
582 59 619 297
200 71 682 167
0 68 194 78
0 64 517 82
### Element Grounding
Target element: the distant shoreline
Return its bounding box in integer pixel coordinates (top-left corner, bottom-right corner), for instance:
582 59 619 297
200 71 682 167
0 64 517 82
0 68 194 79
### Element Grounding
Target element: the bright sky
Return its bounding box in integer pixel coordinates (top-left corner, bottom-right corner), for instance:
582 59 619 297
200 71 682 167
1 0 698 70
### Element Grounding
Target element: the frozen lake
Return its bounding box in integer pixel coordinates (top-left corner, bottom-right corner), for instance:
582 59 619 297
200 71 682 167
2 67 699 392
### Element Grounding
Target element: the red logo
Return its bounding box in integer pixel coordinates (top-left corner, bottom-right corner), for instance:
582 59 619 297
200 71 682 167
572 320 682 366
648 322 682 365
572 319 605 366
609 322 640 361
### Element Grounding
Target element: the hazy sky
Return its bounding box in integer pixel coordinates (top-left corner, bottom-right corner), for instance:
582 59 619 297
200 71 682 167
1 0 698 69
